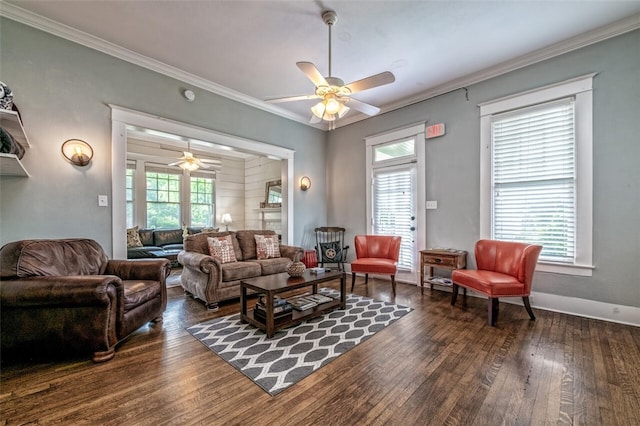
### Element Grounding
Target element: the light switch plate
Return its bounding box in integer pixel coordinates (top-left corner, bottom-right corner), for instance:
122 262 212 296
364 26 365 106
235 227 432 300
426 200 438 209
98 195 109 207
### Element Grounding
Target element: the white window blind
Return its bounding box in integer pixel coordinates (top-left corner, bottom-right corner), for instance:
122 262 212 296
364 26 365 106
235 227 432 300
491 98 576 263
373 166 414 269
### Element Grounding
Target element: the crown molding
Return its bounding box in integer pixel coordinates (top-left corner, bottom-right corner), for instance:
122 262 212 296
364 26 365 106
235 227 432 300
0 2 326 130
336 12 640 129
2 3 638 132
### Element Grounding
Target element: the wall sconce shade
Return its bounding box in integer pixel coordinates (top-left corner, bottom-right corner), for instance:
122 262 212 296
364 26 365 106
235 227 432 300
300 176 311 191
61 139 93 166
221 213 232 231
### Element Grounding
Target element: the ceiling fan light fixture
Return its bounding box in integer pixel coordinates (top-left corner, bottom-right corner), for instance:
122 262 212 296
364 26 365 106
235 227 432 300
179 160 200 171
325 96 341 115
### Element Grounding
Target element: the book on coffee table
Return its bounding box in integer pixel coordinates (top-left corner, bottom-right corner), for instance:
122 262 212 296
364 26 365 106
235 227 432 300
287 296 317 311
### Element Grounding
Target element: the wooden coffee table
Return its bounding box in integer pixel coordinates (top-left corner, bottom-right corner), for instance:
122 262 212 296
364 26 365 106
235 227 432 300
240 270 346 337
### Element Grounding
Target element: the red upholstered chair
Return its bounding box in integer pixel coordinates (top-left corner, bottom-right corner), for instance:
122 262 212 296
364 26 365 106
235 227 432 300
451 239 542 326
350 235 402 296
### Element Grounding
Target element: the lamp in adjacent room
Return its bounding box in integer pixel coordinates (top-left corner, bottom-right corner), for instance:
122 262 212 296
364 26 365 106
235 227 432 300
221 213 232 231
300 176 311 191
61 139 93 166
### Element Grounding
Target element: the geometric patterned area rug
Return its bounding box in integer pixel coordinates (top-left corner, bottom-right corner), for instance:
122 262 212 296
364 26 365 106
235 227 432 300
187 288 413 395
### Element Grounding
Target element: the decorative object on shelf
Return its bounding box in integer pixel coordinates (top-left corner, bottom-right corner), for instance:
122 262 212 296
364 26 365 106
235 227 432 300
221 213 232 231
0 81 14 111
286 260 306 277
0 128 25 159
265 179 282 207
300 176 311 191
61 139 93 166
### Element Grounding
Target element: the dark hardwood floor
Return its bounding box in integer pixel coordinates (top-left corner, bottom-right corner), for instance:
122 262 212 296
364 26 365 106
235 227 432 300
2 277 639 425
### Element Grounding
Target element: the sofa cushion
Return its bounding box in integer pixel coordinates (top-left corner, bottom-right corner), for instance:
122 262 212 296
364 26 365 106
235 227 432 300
255 234 281 260
256 257 291 275
122 279 162 312
220 261 261 282
127 227 143 248
138 229 154 246
236 230 278 260
207 235 237 264
153 229 184 247
183 231 243 260
0 239 108 278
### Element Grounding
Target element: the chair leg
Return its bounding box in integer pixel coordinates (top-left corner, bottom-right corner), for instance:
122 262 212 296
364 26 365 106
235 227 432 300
351 273 356 291
364 274 369 285
451 284 459 305
488 298 499 326
390 275 396 297
523 296 536 320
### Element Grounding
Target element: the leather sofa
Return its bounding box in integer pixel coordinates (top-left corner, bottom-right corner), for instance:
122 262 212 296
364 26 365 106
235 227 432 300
0 238 170 362
127 227 202 260
178 230 303 310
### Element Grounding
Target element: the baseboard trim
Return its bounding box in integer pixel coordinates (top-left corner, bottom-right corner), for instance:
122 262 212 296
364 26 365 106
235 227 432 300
355 273 639 327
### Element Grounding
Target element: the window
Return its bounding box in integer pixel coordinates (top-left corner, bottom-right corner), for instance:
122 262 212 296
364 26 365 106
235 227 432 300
146 169 181 228
125 162 135 228
190 173 215 227
373 138 415 163
479 74 594 276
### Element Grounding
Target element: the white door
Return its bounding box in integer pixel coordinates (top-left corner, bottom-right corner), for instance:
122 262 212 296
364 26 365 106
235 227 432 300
372 164 417 274
365 122 426 284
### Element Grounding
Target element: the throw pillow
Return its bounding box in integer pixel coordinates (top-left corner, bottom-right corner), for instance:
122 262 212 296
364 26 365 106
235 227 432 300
254 235 281 260
126 226 143 248
207 235 237 264
319 241 342 263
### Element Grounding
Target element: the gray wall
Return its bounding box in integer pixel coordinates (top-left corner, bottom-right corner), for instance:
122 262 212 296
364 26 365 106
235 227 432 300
327 30 640 308
0 18 327 254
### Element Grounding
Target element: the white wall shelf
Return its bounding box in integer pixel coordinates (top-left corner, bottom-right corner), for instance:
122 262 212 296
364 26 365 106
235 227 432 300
0 109 30 177
0 153 29 177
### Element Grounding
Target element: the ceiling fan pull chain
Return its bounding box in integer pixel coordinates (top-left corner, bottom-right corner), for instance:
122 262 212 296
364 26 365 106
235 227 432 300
328 18 332 78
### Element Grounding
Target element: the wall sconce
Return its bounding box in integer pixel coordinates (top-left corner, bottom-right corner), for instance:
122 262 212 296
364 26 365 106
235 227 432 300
300 176 311 191
221 213 232 231
61 139 93 166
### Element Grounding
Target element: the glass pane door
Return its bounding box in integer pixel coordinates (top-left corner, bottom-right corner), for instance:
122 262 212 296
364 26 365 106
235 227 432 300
372 164 417 271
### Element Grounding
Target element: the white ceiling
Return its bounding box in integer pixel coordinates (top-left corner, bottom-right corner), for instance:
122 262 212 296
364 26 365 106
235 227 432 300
3 1 640 130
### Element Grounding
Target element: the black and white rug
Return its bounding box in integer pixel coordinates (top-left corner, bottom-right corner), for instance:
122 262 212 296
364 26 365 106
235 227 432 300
187 289 413 395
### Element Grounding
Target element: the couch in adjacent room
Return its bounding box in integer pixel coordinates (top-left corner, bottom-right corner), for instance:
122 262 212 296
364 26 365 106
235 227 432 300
178 230 304 310
126 226 216 262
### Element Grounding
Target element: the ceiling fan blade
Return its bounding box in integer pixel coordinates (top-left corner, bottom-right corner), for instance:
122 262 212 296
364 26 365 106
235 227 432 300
344 71 395 94
346 98 381 116
168 160 183 166
297 62 328 88
265 94 320 104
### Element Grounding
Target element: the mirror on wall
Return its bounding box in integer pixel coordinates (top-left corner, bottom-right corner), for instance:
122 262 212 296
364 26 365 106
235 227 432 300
265 179 282 207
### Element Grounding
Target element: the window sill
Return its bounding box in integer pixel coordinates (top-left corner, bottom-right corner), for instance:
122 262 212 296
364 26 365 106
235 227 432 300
536 261 594 277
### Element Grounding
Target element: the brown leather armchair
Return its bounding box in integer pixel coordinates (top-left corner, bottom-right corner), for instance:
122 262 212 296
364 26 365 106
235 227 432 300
451 239 542 326
350 235 402 296
0 239 170 362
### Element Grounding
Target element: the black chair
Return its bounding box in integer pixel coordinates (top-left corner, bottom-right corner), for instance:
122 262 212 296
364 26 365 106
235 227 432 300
315 227 349 271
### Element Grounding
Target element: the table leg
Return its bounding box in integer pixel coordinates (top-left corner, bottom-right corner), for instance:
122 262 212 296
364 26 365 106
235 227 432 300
240 286 247 323
266 292 274 338
420 260 425 295
340 273 347 309
429 266 434 290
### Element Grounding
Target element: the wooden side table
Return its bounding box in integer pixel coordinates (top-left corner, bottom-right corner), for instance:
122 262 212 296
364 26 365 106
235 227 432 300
419 249 467 294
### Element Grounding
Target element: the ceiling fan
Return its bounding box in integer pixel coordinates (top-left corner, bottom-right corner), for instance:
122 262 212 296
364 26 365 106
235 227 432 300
168 140 218 171
266 10 395 124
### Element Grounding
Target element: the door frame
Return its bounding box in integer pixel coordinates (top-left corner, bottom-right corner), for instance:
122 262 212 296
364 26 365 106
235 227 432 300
110 105 295 259
365 122 426 284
